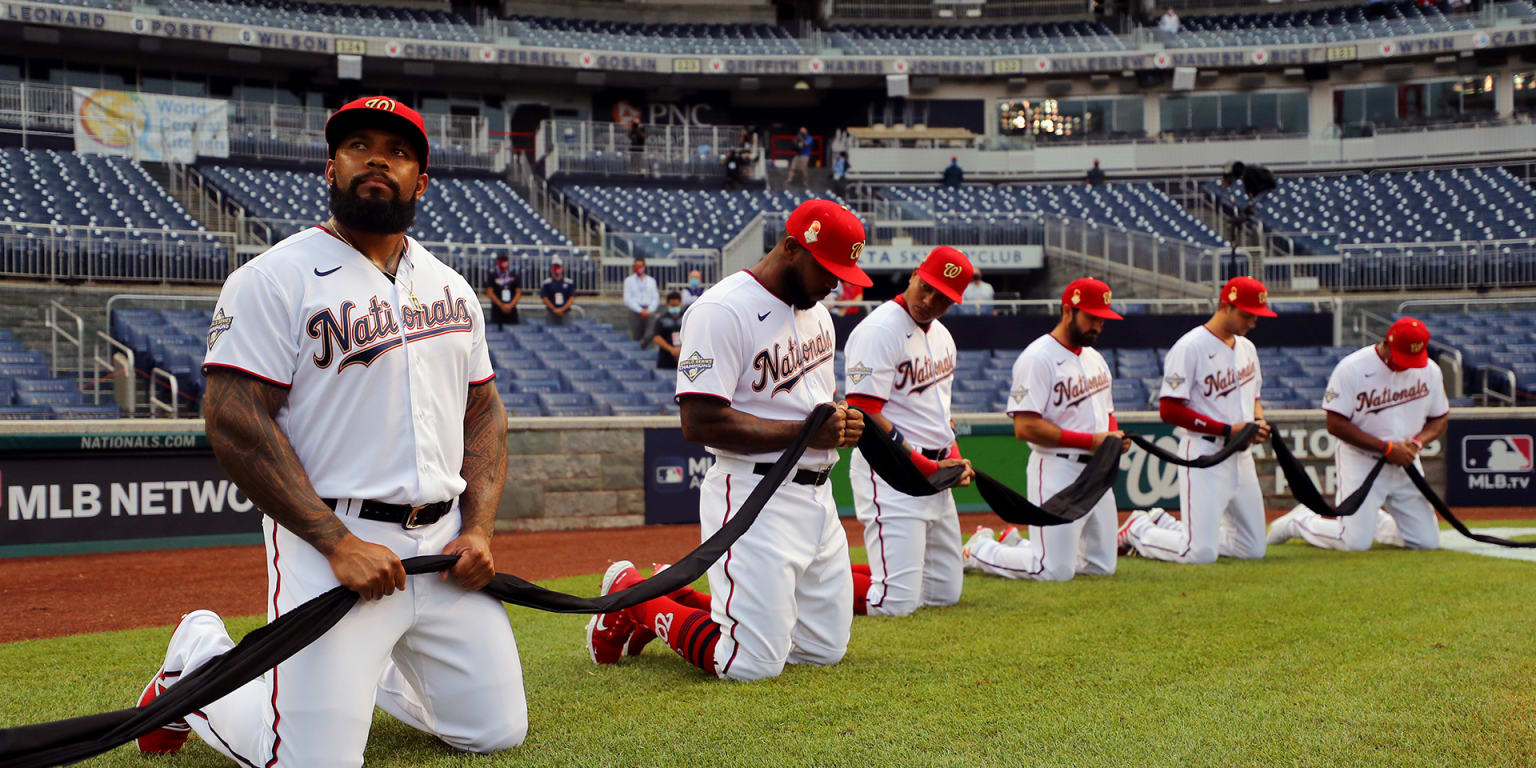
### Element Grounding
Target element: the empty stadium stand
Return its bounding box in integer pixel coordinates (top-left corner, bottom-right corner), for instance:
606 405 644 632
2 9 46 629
0 329 119 419
197 166 587 288
879 183 1227 247
0 149 229 282
1208 167 1536 289
157 0 480 41
506 16 802 54
826 20 1124 56
1164 0 1521 49
482 319 681 417
1410 310 1536 402
560 186 846 276
110 307 208 413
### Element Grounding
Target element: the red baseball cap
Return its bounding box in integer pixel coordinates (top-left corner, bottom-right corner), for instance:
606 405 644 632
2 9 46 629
1386 317 1431 369
326 96 430 171
785 199 871 288
1220 276 1277 317
915 246 973 303
1062 277 1122 320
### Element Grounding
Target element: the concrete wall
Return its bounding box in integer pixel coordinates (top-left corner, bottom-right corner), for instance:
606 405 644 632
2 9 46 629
499 416 672 531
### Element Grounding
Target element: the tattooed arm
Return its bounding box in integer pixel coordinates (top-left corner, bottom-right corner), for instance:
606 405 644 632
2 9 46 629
203 369 405 600
442 381 507 591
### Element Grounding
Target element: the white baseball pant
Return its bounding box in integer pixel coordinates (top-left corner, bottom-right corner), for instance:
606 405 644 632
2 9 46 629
849 449 963 616
965 451 1118 582
1284 459 1440 551
1129 435 1266 563
163 509 527 768
700 459 853 682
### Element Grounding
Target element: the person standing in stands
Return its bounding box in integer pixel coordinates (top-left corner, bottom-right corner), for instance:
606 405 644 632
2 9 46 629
787 126 813 188
682 269 707 307
961 268 995 315
628 118 647 173
943 156 964 188
1085 159 1107 186
624 257 660 347
540 255 576 326
1158 7 1181 33
832 151 850 196
651 291 684 370
483 254 521 329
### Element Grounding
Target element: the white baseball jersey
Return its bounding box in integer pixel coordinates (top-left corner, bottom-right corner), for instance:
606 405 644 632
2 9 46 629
1323 346 1449 458
177 225 526 766
674 270 839 466
1006 334 1114 455
1159 326 1262 431
843 299 957 451
204 227 493 506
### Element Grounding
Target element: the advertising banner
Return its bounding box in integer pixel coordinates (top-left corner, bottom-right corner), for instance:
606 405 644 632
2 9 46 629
72 87 230 162
0 437 261 555
642 427 715 524
1446 419 1535 506
858 245 1044 272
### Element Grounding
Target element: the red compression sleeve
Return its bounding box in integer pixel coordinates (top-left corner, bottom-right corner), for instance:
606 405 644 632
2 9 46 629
1058 430 1094 451
1158 397 1229 436
1107 413 1118 431
910 449 940 476
946 442 961 460
847 394 885 414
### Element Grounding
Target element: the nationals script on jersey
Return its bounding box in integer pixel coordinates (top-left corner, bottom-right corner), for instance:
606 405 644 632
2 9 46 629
1159 326 1262 429
673 270 838 466
843 299 957 451
203 227 493 506
1006 334 1114 455
1323 345 1449 455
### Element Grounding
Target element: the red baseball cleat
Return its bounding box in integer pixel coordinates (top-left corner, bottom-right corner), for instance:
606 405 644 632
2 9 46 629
585 560 642 664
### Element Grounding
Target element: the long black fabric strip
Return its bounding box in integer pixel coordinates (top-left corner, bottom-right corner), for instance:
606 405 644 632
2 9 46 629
1268 431 1385 518
1404 465 1536 548
1125 424 1260 468
972 436 1124 526
0 404 836 767
850 408 1120 527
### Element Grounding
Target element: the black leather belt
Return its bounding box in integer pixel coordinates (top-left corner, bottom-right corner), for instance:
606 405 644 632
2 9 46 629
752 463 832 486
918 447 948 461
324 498 452 529
1049 452 1092 465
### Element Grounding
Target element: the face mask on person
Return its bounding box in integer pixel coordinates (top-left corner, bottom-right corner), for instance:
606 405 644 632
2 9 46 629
668 305 682 316
688 278 700 288
552 268 563 279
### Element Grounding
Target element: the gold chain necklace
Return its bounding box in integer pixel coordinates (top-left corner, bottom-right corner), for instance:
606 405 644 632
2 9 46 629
325 220 423 311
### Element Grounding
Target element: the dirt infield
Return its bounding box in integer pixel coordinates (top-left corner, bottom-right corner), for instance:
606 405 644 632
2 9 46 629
1 508 1529 643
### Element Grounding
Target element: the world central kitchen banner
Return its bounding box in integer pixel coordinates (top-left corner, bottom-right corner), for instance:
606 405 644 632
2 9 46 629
73 87 230 163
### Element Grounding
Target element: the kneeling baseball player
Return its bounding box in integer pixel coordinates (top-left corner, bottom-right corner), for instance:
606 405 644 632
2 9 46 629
843 246 976 617
584 200 867 681
1268 317 1449 550
1119 276 1274 564
964 278 1128 582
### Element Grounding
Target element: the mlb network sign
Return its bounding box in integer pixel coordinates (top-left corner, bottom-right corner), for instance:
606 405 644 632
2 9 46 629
643 428 716 524
1447 420 1535 505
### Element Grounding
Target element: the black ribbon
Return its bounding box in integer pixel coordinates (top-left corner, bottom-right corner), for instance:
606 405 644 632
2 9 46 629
851 408 1120 527
1269 431 1385 519
1125 423 1261 468
971 437 1124 526
1405 464 1535 548
0 404 837 767
851 410 965 496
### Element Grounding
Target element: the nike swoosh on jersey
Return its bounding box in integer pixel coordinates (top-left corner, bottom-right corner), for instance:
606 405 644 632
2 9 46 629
1056 359 1067 366
757 311 771 321
1207 353 1216 359
1364 372 1375 378
314 266 342 276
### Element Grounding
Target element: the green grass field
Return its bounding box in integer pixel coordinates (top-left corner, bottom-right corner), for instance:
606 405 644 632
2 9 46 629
4 532 1535 768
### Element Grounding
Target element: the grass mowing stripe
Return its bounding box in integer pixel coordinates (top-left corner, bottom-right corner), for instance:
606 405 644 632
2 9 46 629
2 540 1533 767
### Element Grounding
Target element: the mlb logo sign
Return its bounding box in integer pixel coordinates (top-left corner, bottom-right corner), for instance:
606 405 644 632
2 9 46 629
655 465 684 485
1462 435 1534 473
